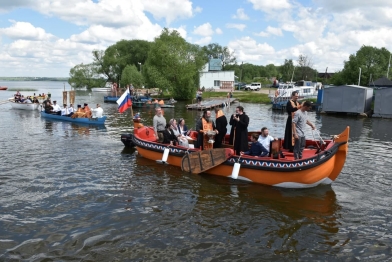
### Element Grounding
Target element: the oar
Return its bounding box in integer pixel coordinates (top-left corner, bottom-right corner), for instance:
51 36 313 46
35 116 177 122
231 154 242 179
312 129 326 145
156 145 171 164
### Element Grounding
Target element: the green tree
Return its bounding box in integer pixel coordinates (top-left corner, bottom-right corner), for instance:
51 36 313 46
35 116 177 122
340 45 391 86
121 65 143 88
68 63 105 89
279 59 295 82
202 43 236 69
144 28 207 99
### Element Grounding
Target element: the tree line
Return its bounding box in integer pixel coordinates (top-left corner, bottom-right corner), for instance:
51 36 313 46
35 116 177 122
68 28 391 99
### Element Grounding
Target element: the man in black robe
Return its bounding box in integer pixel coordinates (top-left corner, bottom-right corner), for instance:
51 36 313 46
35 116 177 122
213 108 227 148
283 91 301 151
231 106 249 155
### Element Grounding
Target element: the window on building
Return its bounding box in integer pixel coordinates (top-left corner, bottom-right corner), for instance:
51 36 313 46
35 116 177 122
214 80 220 87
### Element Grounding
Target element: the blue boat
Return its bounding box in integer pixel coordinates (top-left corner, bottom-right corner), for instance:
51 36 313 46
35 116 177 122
103 96 120 103
40 111 107 125
104 95 152 103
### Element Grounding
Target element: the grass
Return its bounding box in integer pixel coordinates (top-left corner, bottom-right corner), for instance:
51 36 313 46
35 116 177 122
8 88 38 91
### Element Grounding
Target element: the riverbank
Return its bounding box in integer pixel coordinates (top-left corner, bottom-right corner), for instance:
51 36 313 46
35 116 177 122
202 88 272 104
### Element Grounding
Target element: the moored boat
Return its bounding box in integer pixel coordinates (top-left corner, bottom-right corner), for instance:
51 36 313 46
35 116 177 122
9 100 40 110
128 120 349 188
40 111 107 125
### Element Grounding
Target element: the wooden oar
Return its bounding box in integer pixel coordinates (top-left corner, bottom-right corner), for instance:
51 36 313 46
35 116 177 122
181 148 233 174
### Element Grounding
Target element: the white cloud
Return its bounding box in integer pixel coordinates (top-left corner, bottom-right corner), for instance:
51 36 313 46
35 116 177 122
194 6 202 13
194 36 212 46
0 21 56 41
232 8 249 20
314 0 389 12
226 23 246 31
228 37 275 64
193 23 214 37
248 0 291 11
142 0 193 24
256 26 283 37
215 28 223 34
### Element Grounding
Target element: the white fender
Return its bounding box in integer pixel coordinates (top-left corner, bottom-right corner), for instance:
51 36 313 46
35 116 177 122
231 162 241 179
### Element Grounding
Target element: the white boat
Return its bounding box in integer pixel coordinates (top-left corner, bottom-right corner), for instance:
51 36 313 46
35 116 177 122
91 87 112 92
9 100 40 110
268 80 321 102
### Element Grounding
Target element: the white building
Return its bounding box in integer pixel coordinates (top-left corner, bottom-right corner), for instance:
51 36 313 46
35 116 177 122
199 58 235 90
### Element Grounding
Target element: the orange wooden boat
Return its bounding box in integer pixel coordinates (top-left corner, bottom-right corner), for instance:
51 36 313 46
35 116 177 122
131 119 349 188
0 86 8 90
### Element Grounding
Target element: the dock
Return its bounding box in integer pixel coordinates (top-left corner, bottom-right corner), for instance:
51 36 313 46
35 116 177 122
186 98 238 110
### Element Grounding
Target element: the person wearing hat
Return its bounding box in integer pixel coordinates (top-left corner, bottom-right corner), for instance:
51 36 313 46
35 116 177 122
83 103 92 118
52 101 62 115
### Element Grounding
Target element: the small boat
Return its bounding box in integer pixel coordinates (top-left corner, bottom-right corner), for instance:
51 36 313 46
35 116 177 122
9 100 40 110
103 96 120 103
128 119 349 188
92 87 112 92
269 80 321 104
0 86 8 90
40 111 107 125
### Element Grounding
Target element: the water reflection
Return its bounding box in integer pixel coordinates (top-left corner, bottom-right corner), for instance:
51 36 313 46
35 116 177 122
42 118 107 137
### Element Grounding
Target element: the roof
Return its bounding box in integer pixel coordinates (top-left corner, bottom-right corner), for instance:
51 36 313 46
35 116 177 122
328 85 372 90
371 77 392 87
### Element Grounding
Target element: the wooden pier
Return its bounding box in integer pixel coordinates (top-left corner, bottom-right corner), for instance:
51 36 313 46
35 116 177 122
186 98 238 110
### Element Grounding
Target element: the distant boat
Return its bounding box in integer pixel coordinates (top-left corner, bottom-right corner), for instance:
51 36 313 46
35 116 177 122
9 100 40 110
92 87 112 92
0 86 8 90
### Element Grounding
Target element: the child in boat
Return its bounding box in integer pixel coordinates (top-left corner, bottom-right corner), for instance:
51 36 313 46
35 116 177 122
241 133 268 157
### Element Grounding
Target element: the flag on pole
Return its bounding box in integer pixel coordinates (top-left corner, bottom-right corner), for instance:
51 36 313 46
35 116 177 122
116 89 132 113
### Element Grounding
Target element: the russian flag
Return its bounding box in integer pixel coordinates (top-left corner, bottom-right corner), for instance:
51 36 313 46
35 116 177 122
116 89 132 113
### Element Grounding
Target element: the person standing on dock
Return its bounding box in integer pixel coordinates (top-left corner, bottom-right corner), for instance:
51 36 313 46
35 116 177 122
196 89 202 106
283 91 301 152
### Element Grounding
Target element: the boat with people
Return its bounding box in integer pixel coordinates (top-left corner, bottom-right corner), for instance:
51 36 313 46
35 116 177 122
9 100 40 110
40 111 107 125
126 118 349 188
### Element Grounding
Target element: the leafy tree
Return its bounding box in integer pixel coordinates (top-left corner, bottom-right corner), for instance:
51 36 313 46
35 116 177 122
279 59 295 82
202 43 236 69
339 45 390 86
297 54 315 80
121 65 143 88
144 28 207 99
68 63 105 89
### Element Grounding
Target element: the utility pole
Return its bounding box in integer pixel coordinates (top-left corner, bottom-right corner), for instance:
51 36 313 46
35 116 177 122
239 61 243 90
387 53 391 78
358 67 362 86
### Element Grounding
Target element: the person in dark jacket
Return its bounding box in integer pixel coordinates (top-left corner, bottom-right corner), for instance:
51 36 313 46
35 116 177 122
241 133 268 157
162 124 177 145
283 91 302 152
214 107 227 148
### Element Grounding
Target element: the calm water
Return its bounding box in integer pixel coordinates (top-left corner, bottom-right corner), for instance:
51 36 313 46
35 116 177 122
0 81 391 261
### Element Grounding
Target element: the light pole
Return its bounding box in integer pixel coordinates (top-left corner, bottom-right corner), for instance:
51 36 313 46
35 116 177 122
138 62 142 73
358 67 362 86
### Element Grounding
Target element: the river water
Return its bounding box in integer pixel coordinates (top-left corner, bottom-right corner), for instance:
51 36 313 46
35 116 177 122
0 81 391 261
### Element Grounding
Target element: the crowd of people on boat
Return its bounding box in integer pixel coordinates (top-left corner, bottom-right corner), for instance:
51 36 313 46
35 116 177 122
150 90 315 160
13 91 46 104
43 99 104 118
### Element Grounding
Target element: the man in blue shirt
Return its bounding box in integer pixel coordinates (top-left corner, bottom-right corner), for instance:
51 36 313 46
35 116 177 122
241 133 269 157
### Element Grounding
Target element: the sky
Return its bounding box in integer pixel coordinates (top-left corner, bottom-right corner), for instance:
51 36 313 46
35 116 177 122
0 0 391 77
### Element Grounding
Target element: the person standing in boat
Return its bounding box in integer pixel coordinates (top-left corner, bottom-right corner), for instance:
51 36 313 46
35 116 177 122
292 101 315 160
231 106 249 155
195 110 218 150
153 107 166 143
214 107 227 148
283 91 302 152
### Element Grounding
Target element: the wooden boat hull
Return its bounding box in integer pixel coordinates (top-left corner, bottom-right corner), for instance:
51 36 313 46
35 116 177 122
132 126 349 188
0 87 8 90
40 111 106 125
10 101 40 110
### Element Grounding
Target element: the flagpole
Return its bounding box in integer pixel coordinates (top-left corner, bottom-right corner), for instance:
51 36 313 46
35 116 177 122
129 85 133 117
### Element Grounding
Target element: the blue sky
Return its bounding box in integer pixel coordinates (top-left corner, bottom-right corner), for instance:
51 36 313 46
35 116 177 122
0 0 391 77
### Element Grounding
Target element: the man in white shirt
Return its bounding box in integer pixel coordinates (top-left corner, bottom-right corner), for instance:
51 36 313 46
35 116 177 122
92 104 104 118
258 127 277 153
61 104 69 116
68 104 74 114
52 101 62 115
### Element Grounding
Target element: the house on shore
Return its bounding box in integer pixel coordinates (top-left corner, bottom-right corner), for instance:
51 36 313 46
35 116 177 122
199 58 234 91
